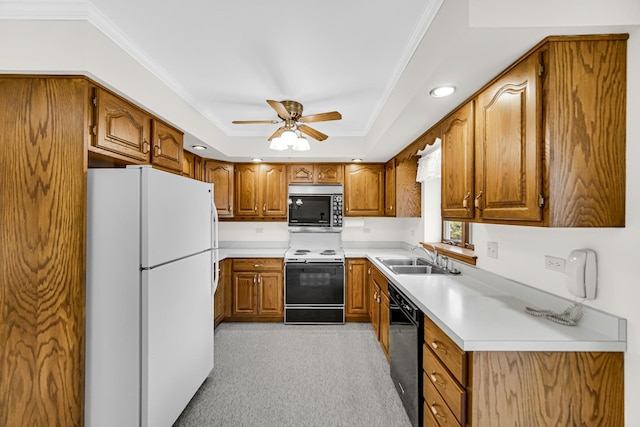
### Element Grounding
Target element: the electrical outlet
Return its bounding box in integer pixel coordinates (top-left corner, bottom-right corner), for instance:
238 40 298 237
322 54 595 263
487 241 498 259
545 255 566 272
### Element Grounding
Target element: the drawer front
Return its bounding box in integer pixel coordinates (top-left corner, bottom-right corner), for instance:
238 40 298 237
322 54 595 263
424 315 466 385
423 344 466 425
423 373 462 427
233 258 283 271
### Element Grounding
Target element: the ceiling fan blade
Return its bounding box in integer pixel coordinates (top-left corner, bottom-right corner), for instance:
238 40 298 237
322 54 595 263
266 100 291 120
268 127 285 141
298 124 328 141
298 111 342 123
232 120 280 124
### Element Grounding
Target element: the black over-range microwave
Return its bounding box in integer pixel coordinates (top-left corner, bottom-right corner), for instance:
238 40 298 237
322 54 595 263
287 184 343 231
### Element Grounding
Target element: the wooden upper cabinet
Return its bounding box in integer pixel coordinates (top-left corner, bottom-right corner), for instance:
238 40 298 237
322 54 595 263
441 102 475 220
288 163 343 184
475 52 542 222
344 163 385 216
315 164 343 183
92 87 151 162
182 151 195 178
235 164 261 217
235 163 287 219
151 119 183 172
384 159 396 216
204 160 234 218
262 164 287 217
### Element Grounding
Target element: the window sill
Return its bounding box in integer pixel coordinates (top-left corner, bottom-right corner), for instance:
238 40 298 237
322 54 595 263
420 242 477 266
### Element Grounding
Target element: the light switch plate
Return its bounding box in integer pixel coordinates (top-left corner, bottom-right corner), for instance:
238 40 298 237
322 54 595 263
487 241 498 259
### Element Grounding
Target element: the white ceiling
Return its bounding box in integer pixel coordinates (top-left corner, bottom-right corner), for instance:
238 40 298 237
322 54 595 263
44 0 640 162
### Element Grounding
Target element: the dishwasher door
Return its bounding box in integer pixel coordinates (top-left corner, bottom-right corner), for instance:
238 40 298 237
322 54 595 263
388 283 422 427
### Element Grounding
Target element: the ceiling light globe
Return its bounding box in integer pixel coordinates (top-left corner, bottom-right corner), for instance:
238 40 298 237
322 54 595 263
281 130 297 146
292 137 310 151
269 137 288 150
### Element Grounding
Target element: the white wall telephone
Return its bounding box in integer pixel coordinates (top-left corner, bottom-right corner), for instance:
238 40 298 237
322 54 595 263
565 249 597 299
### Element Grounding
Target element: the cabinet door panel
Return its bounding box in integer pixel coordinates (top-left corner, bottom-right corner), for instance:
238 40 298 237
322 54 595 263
151 120 183 172
262 164 287 217
288 164 314 183
476 53 542 222
232 273 256 315
316 164 343 183
235 164 260 217
94 88 150 161
257 272 283 316
204 160 234 217
344 164 384 216
346 259 369 320
441 102 475 219
385 159 396 216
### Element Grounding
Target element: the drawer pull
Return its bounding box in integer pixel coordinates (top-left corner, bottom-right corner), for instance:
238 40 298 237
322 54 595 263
430 371 445 387
431 341 448 354
253 264 262 268
430 402 445 420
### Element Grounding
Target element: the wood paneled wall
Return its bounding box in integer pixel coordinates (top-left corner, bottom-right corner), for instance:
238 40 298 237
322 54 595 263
0 77 87 426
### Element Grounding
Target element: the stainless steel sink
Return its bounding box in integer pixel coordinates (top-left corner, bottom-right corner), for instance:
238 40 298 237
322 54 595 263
389 265 448 275
376 257 448 274
376 257 429 266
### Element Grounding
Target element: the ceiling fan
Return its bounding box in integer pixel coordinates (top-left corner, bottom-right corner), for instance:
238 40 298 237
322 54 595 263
232 100 342 142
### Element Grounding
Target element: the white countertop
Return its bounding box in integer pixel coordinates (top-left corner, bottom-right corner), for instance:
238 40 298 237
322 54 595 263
217 246 626 352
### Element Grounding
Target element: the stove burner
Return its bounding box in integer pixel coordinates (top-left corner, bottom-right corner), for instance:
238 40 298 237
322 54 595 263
294 249 310 255
320 250 336 255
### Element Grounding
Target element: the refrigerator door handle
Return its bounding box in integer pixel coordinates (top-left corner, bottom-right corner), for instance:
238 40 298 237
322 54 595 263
212 202 219 292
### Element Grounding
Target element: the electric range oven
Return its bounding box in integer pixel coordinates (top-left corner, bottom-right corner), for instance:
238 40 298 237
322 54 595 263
284 233 345 324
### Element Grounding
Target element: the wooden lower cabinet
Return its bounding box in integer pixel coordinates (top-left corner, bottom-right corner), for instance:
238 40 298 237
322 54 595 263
229 258 284 321
369 262 390 360
346 258 369 322
213 258 228 327
422 314 624 426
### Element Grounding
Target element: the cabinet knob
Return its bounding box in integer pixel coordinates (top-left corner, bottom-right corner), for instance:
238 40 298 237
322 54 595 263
253 264 262 268
263 203 266 213
154 145 161 157
142 140 150 154
257 274 261 284
254 205 257 212
253 274 257 285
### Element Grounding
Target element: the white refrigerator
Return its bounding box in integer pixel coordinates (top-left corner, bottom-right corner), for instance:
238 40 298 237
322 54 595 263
85 165 218 427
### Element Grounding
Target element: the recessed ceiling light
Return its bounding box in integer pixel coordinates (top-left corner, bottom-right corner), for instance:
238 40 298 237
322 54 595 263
252 158 263 162
191 144 207 151
429 85 456 98
351 158 363 163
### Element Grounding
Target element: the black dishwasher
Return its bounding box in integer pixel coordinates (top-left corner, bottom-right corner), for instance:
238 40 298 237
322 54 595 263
388 282 423 427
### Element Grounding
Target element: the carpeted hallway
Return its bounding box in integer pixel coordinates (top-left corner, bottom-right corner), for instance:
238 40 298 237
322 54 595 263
173 323 411 427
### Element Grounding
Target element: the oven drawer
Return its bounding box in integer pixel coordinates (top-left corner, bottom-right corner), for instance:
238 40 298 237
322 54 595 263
233 258 283 271
423 344 466 425
423 372 462 427
424 315 466 386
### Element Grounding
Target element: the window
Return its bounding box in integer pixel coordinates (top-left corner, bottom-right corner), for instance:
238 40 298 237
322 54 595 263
442 220 473 249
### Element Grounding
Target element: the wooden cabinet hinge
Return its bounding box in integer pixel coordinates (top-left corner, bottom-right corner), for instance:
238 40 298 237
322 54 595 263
92 96 97 107
92 125 97 136
538 194 545 207
538 63 544 77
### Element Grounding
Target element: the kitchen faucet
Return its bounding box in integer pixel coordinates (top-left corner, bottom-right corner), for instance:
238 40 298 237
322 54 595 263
411 244 438 264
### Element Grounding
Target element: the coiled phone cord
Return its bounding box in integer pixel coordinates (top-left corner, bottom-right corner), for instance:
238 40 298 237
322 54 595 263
525 303 584 326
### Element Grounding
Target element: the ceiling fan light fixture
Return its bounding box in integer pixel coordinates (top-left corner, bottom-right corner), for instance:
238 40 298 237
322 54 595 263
269 137 288 151
429 85 456 98
292 136 310 151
